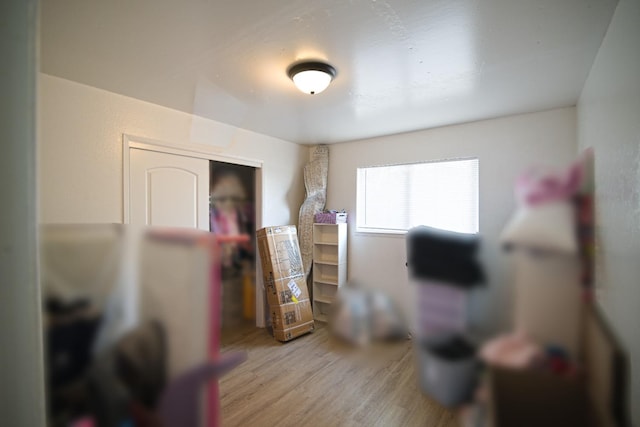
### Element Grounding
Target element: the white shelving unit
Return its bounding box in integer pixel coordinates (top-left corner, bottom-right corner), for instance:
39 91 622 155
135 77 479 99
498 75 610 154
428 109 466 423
312 223 347 322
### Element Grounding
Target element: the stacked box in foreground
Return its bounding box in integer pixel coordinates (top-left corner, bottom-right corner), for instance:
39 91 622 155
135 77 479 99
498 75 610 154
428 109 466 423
257 225 314 342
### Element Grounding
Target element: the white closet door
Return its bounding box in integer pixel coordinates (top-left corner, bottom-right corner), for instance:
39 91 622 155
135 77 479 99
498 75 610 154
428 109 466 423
129 148 209 230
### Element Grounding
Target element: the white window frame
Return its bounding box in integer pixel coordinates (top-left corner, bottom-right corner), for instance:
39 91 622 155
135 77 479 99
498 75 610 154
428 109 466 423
356 158 479 235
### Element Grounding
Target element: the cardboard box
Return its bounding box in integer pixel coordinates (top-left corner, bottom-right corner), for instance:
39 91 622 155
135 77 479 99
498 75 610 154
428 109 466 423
271 299 315 342
258 226 314 342
270 299 314 330
257 225 304 282
265 274 310 306
273 321 315 342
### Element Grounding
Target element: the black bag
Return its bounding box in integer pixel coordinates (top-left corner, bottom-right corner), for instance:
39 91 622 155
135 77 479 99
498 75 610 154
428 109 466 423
406 226 484 286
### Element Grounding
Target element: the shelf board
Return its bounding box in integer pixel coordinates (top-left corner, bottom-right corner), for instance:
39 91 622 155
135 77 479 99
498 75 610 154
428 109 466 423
313 279 339 286
313 313 329 323
314 241 339 246
314 260 340 266
314 296 334 305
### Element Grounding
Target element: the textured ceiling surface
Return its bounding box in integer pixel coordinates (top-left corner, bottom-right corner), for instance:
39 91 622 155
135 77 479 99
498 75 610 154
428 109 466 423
40 0 617 144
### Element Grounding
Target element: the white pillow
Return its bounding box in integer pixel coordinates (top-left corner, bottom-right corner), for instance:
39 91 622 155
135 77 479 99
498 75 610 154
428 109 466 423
500 200 577 253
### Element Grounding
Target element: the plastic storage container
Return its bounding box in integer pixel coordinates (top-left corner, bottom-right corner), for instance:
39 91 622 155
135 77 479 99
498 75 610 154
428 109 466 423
417 334 478 407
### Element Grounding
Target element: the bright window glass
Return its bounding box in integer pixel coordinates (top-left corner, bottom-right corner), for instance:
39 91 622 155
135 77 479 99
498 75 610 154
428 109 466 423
356 158 479 234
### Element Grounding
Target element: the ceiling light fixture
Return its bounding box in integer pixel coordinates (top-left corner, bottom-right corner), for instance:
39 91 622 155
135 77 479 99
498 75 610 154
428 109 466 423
287 61 337 95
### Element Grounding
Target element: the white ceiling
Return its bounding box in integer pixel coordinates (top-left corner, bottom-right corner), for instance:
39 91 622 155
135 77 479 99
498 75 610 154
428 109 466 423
40 0 617 144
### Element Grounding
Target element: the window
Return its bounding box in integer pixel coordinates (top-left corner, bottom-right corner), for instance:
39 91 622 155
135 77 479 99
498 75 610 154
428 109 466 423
356 158 479 234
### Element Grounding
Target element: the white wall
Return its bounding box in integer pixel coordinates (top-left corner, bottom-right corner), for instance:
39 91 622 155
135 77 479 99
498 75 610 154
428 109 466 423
577 0 640 423
38 73 307 228
326 107 577 334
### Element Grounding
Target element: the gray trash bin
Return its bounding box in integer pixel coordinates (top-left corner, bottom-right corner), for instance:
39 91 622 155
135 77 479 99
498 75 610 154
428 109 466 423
417 334 478 407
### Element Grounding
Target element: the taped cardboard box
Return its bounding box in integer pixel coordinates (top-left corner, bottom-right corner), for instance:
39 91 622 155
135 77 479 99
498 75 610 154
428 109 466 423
270 299 314 330
265 274 310 306
270 299 314 342
257 225 304 282
273 321 315 342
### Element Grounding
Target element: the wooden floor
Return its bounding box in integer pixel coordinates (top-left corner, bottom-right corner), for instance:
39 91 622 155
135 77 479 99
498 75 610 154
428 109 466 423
219 322 459 427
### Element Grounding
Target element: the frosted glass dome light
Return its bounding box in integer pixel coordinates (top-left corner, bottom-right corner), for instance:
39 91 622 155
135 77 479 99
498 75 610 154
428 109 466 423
288 62 337 95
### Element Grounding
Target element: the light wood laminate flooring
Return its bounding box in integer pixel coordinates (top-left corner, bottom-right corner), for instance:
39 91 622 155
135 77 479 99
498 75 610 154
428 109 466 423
220 322 458 427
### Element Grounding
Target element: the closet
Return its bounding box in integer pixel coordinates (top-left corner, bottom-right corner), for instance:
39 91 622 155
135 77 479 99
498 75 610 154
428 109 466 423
209 161 256 330
125 135 263 327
